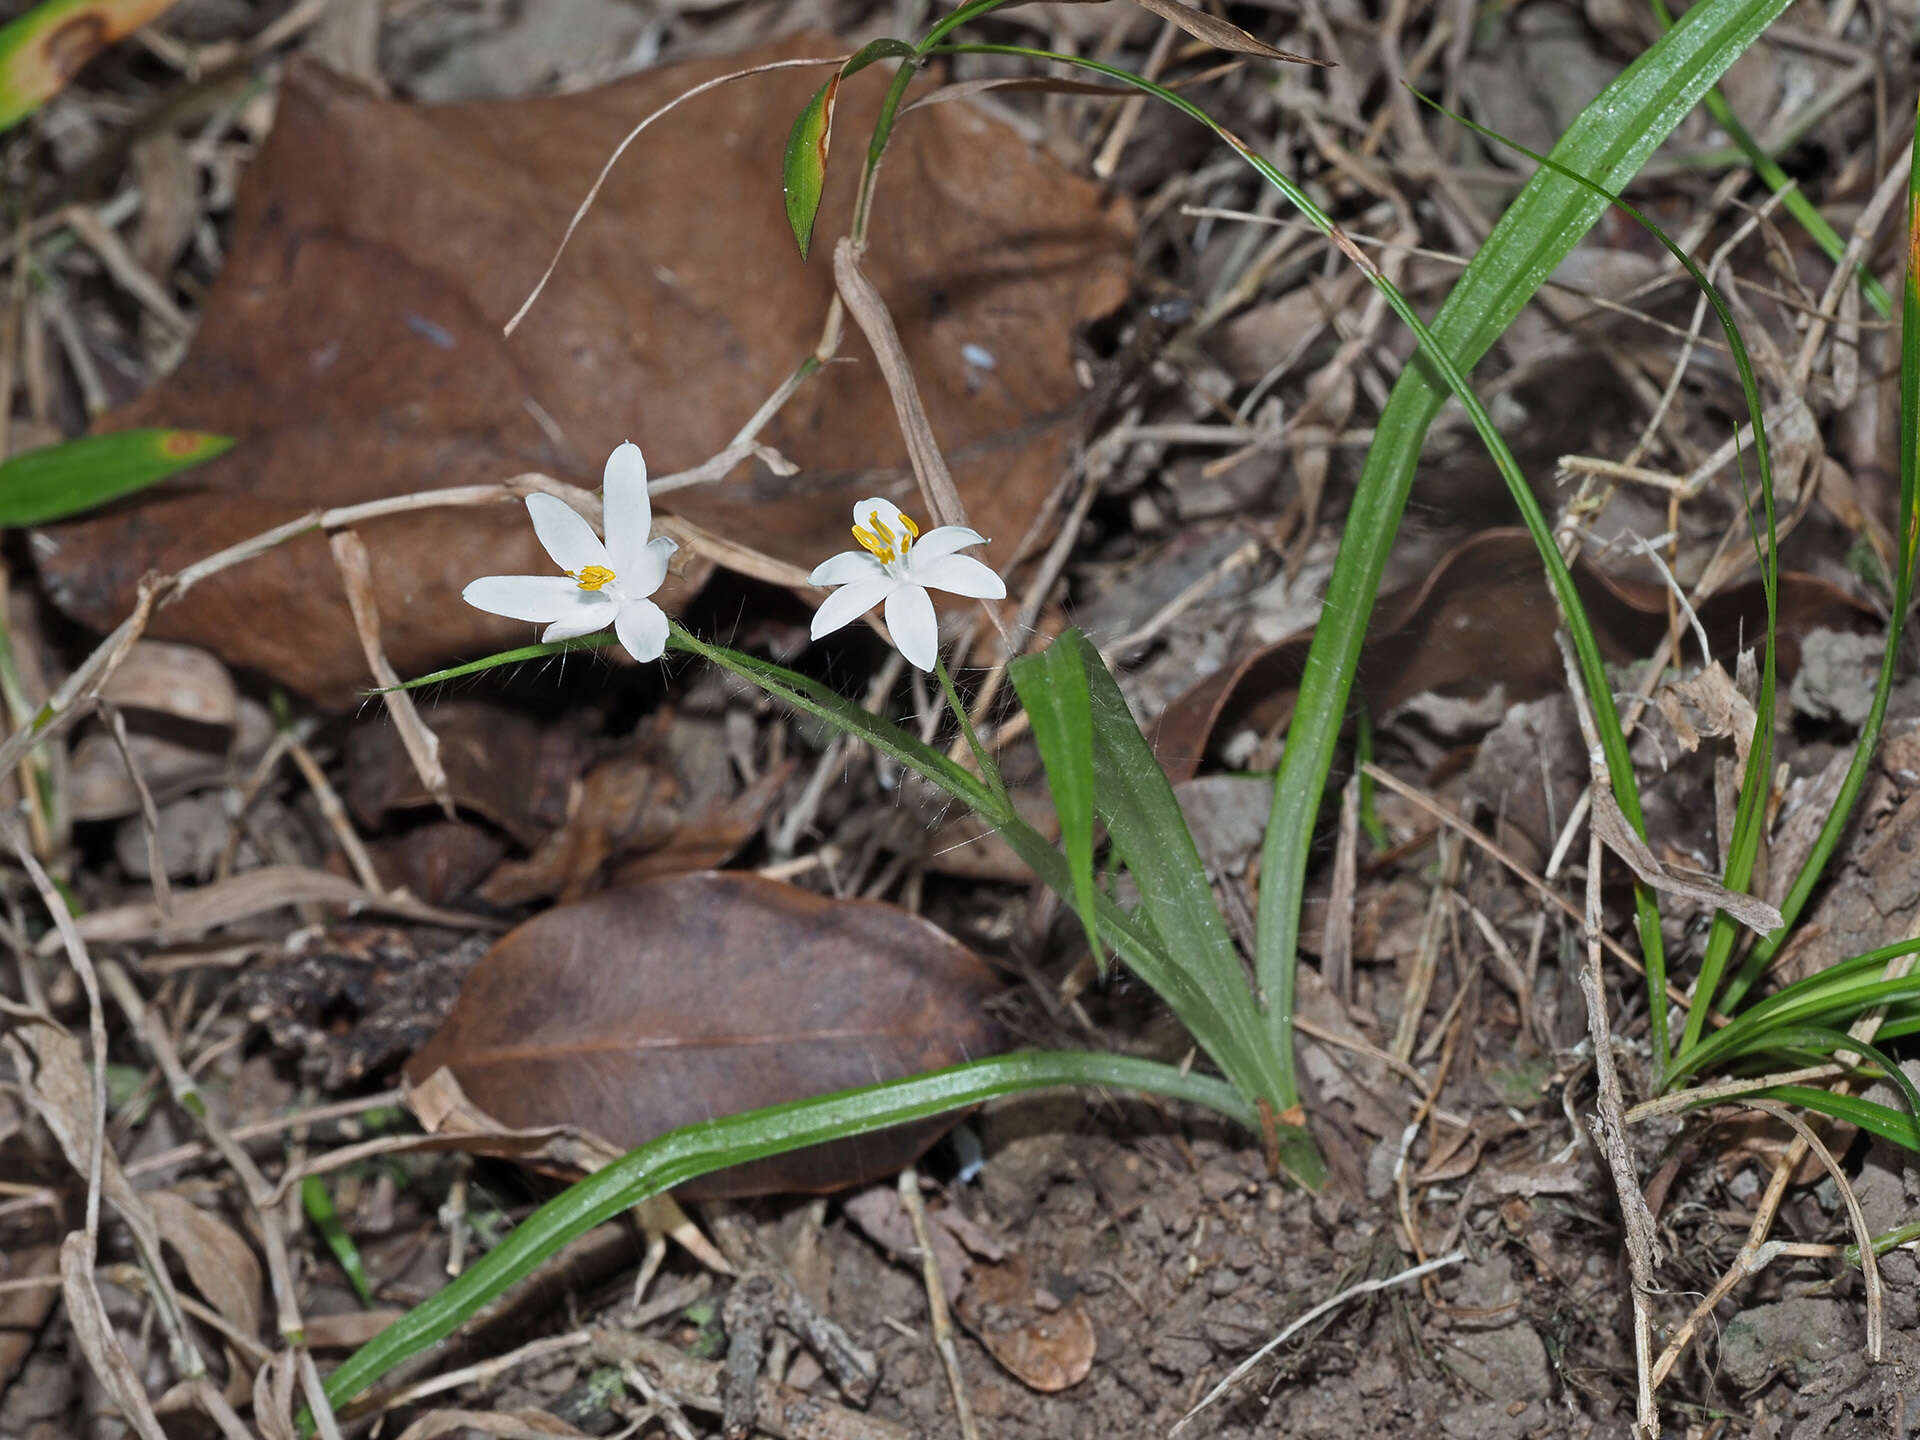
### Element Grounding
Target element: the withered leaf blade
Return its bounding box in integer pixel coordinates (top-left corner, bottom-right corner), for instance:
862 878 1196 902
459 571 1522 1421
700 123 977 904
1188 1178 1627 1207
36 42 1131 703
1152 528 1879 781
404 871 1006 1199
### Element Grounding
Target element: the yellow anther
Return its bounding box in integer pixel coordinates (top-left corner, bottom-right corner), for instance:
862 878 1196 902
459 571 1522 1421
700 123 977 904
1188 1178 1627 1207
852 507 919 565
573 565 616 591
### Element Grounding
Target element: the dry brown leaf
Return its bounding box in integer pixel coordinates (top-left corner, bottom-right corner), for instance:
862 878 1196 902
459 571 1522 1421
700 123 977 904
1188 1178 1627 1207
60 1233 169 1440
393 1409 589 1440
1589 787 1783 934
97 641 236 729
143 1191 264 1352
1153 529 1878 780
1127 0 1331 64
0 1241 61 1393
58 864 494 948
406 871 1005 1198
39 44 1131 701
395 1067 730 1275
1655 659 1759 773
952 1253 1096 1391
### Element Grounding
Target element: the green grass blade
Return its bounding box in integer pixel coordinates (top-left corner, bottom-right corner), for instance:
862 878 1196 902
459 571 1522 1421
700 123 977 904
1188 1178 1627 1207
0 429 232 525
1719 98 1920 1010
1760 1085 1920 1150
313 1051 1253 1422
1416 96 1782 1069
378 633 621 692
672 626 1301 1141
934 32 1742 1125
1009 630 1103 970
301 1176 374 1307
1755 1027 1920 1135
1646 0 1891 319
1234 0 1790 1070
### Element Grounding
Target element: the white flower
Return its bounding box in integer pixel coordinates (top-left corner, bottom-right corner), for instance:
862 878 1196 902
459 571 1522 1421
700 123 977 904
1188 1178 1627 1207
463 442 678 663
808 497 1005 671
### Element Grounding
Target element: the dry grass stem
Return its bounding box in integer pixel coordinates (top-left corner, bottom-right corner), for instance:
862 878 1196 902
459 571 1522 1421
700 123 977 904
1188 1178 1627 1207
897 1167 979 1440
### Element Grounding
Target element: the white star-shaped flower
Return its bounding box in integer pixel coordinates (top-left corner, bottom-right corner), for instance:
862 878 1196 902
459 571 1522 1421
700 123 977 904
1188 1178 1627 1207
808 497 1005 671
464 442 678 663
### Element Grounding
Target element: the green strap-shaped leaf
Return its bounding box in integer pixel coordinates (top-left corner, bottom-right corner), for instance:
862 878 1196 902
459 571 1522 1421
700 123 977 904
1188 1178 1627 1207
1009 630 1102 971
0 428 232 526
311 1050 1256 1427
782 37 916 258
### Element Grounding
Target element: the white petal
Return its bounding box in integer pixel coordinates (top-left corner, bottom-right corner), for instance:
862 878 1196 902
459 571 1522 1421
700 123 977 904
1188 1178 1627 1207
809 549 888 587
907 552 1005 600
543 602 617 643
622 535 678 599
526 493 609 574
908 525 989 563
603 442 653 576
884 584 939 672
464 574 601 623
614 596 669 663
810 574 896 640
849 496 912 534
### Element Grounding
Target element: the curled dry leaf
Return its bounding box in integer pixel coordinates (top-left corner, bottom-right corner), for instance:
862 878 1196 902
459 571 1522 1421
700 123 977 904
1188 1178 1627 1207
37 41 1131 701
1152 529 1879 781
405 871 1006 1198
143 1190 264 1354
952 1253 1096 1392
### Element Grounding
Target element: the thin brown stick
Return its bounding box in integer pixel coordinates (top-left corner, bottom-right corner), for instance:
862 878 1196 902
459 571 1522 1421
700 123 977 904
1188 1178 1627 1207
898 1167 979 1440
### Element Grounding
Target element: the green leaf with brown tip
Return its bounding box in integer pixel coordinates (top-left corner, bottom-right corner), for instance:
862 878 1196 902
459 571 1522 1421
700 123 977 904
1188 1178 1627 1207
0 0 185 131
0 428 232 526
782 38 916 258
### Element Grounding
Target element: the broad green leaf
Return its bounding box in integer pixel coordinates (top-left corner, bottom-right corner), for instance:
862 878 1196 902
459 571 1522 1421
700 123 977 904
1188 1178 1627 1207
1073 638 1297 1123
0 429 232 526
313 1050 1255 1424
1009 630 1102 970
782 38 916 258
0 0 183 131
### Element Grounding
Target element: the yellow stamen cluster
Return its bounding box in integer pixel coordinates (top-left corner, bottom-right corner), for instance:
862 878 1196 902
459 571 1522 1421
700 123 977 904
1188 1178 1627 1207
573 565 616 592
852 507 919 566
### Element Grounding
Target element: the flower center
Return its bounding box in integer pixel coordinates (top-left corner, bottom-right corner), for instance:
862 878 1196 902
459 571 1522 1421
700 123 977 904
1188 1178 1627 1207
852 507 919 567
572 565 617 592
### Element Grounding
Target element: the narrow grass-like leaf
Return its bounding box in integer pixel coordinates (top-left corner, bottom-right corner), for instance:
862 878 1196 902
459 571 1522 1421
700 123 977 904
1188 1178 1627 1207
1421 96 1781 1072
0 0 183 131
1009 630 1103 970
1223 0 1790 1078
1646 0 1890 319
1678 974 1920 1077
933 34 1726 1140
1761 1085 1920 1150
301 1176 374 1307
377 633 620 692
0 429 231 526
1716 100 1920 1011
669 625 1307 1161
312 1050 1254 1423
1753 1027 1920 1139
781 37 916 257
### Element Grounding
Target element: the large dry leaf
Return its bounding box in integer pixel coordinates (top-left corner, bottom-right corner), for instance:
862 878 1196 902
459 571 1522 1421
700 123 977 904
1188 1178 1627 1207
143 1190 264 1348
36 45 1131 701
405 871 1006 1198
1152 528 1879 780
